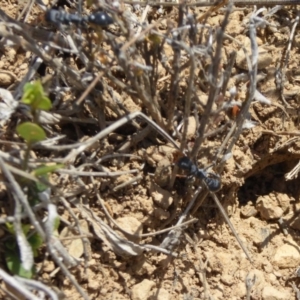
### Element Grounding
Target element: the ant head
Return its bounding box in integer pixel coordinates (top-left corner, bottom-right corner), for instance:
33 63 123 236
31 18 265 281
177 157 198 176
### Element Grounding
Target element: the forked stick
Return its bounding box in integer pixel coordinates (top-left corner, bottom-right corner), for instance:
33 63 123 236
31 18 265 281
62 111 180 163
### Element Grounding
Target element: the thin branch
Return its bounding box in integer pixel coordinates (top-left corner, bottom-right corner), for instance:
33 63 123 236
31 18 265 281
0 269 40 300
191 4 232 159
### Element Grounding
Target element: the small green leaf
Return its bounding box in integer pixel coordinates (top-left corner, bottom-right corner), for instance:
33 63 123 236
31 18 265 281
32 164 64 177
17 122 46 143
28 233 43 257
38 97 51 110
35 180 49 193
21 224 31 235
27 179 49 206
21 81 52 111
31 174 49 193
5 248 34 278
5 237 16 250
6 223 15 235
53 216 60 232
148 34 161 46
6 223 31 236
28 196 40 207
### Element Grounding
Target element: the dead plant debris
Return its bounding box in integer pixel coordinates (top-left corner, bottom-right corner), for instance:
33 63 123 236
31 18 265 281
0 1 300 299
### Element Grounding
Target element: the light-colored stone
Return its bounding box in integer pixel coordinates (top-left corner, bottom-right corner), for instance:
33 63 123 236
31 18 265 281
276 193 291 212
6 48 16 63
273 243 300 268
116 216 143 237
143 145 175 167
154 159 172 188
60 219 91 259
123 97 141 113
258 203 283 219
0 73 14 86
236 48 273 70
232 282 246 298
221 274 234 286
235 38 273 70
262 285 291 300
252 227 270 249
263 261 273 273
211 289 223 300
19 63 28 71
133 260 156 276
268 273 277 284
185 116 197 139
149 288 169 300
43 261 55 273
149 181 173 209
131 279 155 300
246 269 266 292
88 278 101 291
256 192 290 220
241 202 258 218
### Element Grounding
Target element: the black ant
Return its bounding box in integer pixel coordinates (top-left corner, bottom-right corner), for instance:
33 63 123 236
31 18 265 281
45 9 114 27
177 156 221 192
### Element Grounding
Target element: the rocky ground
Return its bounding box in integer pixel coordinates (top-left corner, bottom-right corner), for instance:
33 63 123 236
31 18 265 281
0 1 300 299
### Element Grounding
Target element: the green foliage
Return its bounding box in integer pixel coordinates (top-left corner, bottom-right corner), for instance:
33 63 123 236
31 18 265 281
21 224 31 235
7 81 59 278
4 223 42 278
32 164 64 177
28 233 43 257
28 166 63 205
16 122 46 144
34 179 49 193
53 216 60 232
21 81 52 111
17 81 51 170
5 223 35 240
28 176 49 206
5 222 15 235
148 34 161 46
5 248 34 279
